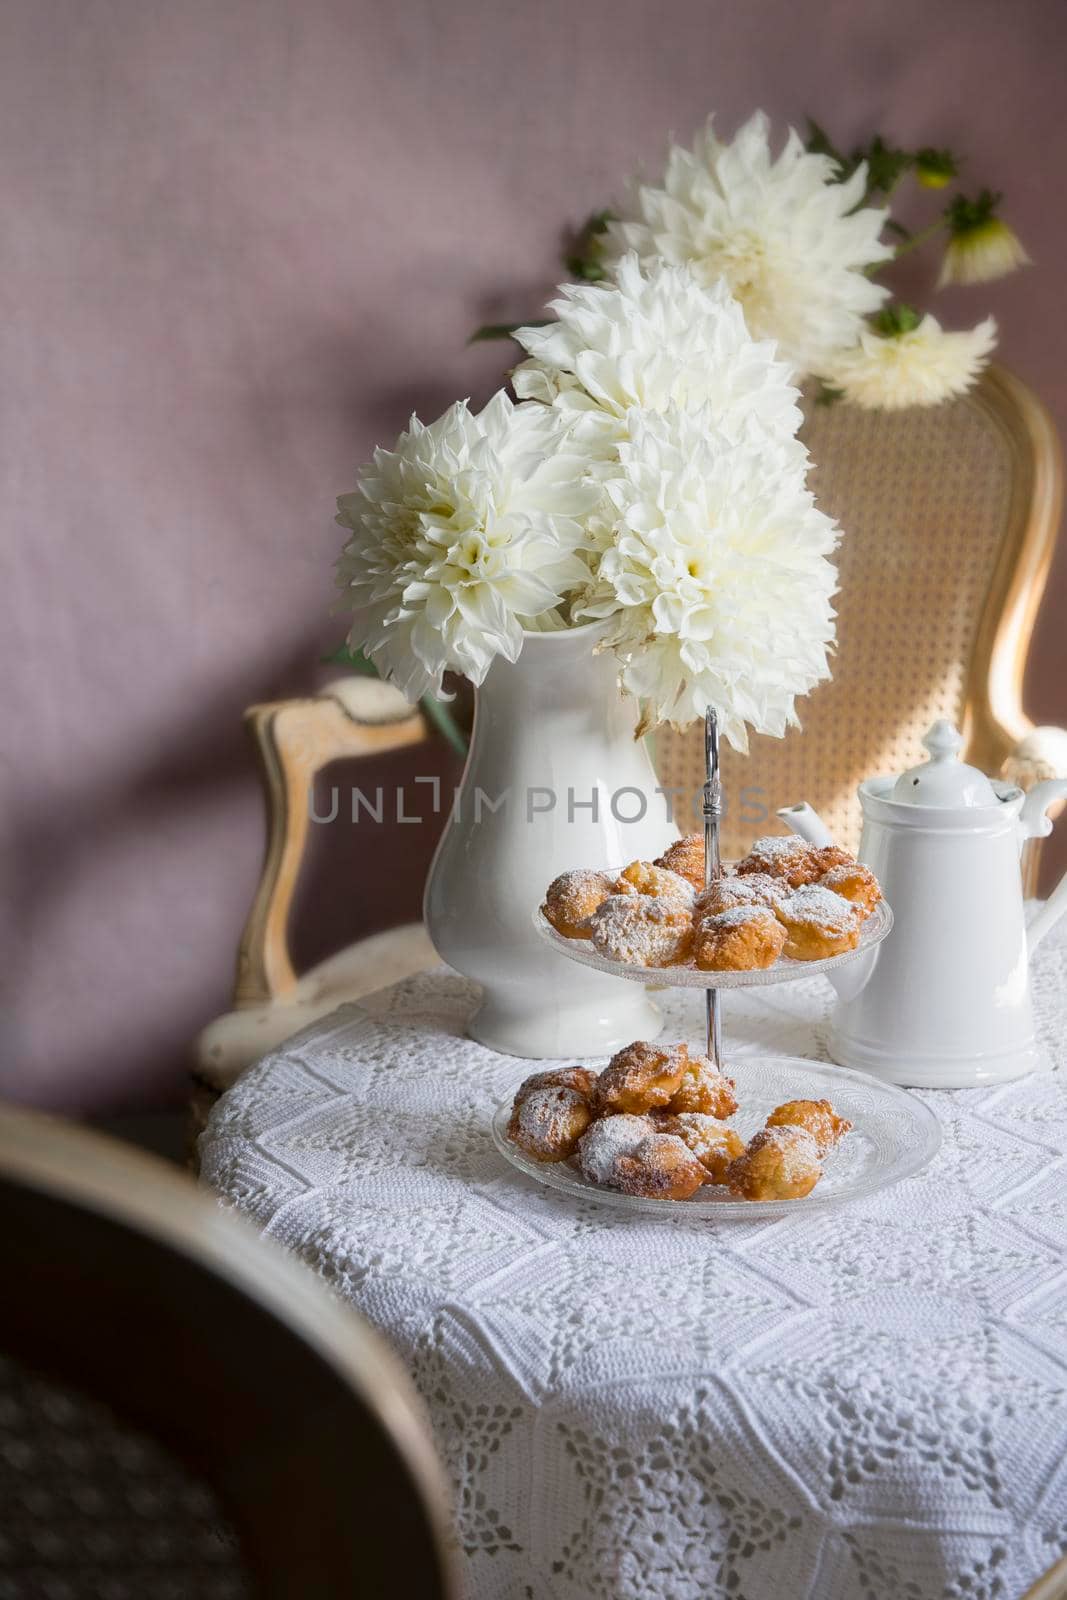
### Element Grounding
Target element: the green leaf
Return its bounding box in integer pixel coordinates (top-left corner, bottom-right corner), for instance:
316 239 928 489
561 208 617 282
805 117 844 167
813 380 845 407
857 135 912 195
563 256 607 282
944 188 1001 237
324 642 378 674
469 321 545 345
873 302 922 337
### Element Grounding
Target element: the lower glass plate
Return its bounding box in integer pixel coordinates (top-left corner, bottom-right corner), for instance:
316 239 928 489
491 1054 940 1219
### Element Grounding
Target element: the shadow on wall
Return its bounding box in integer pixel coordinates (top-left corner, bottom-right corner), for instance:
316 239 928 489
292 734 464 975
0 628 462 1114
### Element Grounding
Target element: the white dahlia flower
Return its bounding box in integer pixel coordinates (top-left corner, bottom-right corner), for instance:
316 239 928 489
821 312 997 411
601 112 893 377
336 391 596 700
576 406 839 748
512 255 802 454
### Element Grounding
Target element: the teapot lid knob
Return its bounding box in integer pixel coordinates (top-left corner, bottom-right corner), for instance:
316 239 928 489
922 720 964 764
892 719 1001 808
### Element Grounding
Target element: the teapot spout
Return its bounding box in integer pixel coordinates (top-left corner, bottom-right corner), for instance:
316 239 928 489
776 802 835 849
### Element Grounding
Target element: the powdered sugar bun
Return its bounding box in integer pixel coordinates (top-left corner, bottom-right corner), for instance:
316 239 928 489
576 1114 653 1186
735 834 818 886
613 1134 707 1200
765 1098 852 1154
588 894 693 967
507 1084 592 1163
777 885 863 960
543 868 614 939
697 872 789 918
694 905 786 972
726 1125 823 1200
653 834 705 889
819 862 882 917
653 1111 745 1182
613 860 695 907
595 1039 689 1115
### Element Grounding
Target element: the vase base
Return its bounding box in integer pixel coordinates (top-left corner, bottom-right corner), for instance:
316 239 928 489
468 988 663 1060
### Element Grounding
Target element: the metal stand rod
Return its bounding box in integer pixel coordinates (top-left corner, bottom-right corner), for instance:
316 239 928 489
702 707 723 1066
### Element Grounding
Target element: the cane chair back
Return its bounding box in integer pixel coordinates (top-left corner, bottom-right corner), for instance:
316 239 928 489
654 366 1064 871
0 1107 456 1599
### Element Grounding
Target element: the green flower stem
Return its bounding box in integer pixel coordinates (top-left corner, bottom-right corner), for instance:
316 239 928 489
847 168 905 215
325 643 469 756
420 692 469 758
888 216 948 262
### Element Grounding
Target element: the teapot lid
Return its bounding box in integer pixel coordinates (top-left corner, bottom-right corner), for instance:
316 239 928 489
891 720 1001 808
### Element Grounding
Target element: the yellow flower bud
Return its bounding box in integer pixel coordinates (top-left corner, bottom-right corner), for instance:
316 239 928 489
915 148 957 189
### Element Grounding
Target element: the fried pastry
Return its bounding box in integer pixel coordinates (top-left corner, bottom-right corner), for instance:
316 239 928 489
696 871 789 919
726 1126 823 1201
613 1134 707 1200
766 1098 852 1155
666 1053 738 1118
542 868 614 939
613 860 695 907
507 1083 592 1163
735 834 819 886
576 1113 654 1186
588 894 694 967
777 885 863 960
652 1111 745 1183
737 836 853 889
694 906 786 971
654 833 706 890
820 862 883 918
595 1039 689 1115
810 844 856 877
512 1066 598 1104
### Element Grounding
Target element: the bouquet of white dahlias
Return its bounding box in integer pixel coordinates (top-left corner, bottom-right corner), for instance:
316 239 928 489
478 110 1027 413
337 257 838 747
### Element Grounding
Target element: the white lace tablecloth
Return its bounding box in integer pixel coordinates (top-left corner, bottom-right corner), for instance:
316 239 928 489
201 922 1067 1600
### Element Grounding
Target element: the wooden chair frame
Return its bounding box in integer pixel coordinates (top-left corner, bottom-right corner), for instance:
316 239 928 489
235 683 428 1007
1023 1552 1067 1600
961 365 1064 775
0 1106 457 1598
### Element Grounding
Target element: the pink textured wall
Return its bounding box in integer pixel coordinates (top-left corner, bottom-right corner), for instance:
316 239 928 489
3 0 1065 1110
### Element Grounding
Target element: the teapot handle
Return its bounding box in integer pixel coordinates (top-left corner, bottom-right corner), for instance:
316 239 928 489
1023 779 1067 954
1021 778 1067 840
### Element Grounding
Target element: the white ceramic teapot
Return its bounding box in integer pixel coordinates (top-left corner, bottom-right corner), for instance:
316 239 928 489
779 720 1067 1088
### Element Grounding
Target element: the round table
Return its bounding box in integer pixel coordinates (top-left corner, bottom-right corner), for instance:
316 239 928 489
201 923 1067 1600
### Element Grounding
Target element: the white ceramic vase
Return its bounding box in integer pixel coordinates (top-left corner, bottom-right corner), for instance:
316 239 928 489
423 623 677 1058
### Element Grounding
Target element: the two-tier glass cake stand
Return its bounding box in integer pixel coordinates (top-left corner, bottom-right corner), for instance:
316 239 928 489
493 709 940 1217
